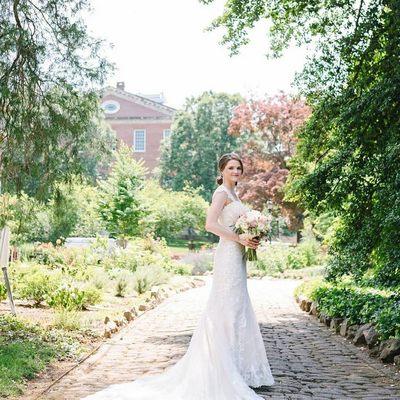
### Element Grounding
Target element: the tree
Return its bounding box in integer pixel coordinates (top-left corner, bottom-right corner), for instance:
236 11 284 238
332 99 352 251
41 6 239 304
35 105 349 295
0 192 50 244
228 94 310 239
60 116 116 186
0 0 112 199
202 0 400 286
160 91 242 200
138 180 208 239
48 177 107 242
98 145 148 246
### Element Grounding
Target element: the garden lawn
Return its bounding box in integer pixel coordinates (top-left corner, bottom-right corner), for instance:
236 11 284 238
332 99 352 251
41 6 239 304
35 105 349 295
0 315 81 397
166 238 213 255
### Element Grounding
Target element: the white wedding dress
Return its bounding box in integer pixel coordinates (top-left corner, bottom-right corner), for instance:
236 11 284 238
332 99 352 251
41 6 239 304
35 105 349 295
82 184 275 400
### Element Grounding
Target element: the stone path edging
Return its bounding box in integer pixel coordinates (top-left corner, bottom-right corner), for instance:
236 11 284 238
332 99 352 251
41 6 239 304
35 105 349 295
296 294 400 369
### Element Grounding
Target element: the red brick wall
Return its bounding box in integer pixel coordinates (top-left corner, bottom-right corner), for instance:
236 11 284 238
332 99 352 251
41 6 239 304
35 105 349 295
101 92 174 173
110 122 171 172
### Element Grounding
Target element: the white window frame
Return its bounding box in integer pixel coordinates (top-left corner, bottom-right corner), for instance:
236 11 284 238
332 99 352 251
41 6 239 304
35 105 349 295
163 129 172 140
133 129 146 152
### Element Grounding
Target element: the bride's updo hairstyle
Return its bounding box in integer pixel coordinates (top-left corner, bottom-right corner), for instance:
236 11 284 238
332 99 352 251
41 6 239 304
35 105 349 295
216 152 244 186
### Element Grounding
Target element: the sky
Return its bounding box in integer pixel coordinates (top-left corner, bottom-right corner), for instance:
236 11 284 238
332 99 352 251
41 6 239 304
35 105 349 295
85 0 308 109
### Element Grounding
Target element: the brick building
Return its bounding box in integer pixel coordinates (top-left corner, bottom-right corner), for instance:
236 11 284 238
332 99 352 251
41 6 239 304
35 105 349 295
100 82 176 172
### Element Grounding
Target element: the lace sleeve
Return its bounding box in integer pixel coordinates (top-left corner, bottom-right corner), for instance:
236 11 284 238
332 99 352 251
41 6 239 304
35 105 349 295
212 185 228 202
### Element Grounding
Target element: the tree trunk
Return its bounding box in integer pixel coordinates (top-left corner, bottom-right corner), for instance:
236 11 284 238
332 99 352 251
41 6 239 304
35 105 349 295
296 230 302 244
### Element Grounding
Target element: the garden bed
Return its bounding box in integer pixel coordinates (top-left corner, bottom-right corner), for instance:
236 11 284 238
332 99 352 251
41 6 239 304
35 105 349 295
246 237 327 280
1 274 205 399
0 236 210 398
295 278 400 368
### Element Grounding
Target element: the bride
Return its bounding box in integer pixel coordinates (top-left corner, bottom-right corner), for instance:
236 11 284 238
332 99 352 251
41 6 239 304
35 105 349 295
82 152 275 400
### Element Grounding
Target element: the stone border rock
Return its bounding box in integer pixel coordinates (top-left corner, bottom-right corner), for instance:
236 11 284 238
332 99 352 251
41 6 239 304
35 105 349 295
295 294 400 368
103 276 205 338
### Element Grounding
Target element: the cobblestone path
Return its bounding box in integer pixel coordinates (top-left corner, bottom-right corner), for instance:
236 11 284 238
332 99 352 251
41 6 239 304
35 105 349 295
40 277 400 400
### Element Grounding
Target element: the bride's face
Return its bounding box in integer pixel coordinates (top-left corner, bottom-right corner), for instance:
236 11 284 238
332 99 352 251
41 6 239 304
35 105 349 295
222 159 243 185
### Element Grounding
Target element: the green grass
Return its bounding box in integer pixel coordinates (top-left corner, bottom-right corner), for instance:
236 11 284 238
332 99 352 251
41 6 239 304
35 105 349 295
0 339 57 396
0 315 80 397
166 237 212 254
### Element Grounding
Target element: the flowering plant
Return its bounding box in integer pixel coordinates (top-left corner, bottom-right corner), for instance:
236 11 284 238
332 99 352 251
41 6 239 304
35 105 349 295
234 210 272 261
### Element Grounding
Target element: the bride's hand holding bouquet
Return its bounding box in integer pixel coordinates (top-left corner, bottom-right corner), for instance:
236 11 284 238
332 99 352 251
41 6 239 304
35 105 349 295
234 210 272 261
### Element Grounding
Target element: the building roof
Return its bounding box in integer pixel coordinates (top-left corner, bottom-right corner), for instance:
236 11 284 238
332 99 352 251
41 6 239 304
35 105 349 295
101 86 177 117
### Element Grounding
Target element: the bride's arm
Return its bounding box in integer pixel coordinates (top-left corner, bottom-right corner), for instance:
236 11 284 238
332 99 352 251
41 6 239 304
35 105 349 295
205 192 259 249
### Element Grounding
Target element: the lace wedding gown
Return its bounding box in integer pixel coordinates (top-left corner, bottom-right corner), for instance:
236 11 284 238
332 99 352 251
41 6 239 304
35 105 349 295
82 184 275 400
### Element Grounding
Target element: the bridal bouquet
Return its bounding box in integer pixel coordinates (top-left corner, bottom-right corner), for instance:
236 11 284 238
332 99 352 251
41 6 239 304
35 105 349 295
234 210 272 261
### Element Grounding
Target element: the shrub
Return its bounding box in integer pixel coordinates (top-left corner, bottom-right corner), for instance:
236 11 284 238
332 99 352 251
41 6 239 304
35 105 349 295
0 193 51 244
374 303 400 341
138 180 208 239
297 237 323 267
52 310 82 331
47 283 101 311
114 270 133 297
132 265 169 295
102 236 187 277
98 144 148 241
293 277 326 300
23 244 94 281
286 249 304 270
90 268 109 290
16 267 58 305
297 279 400 340
0 282 6 301
255 237 325 276
169 262 193 275
69 184 106 237
102 247 140 273
255 243 291 275
180 251 213 275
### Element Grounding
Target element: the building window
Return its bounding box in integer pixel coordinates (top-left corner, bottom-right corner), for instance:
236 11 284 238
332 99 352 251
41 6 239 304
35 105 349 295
163 129 171 140
133 129 146 152
101 100 120 114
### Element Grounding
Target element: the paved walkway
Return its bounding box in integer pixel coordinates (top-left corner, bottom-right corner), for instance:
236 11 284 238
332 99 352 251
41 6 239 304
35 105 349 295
40 277 400 400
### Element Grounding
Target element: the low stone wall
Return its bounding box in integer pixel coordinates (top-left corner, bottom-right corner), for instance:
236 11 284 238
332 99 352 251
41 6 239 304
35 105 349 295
295 294 400 367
